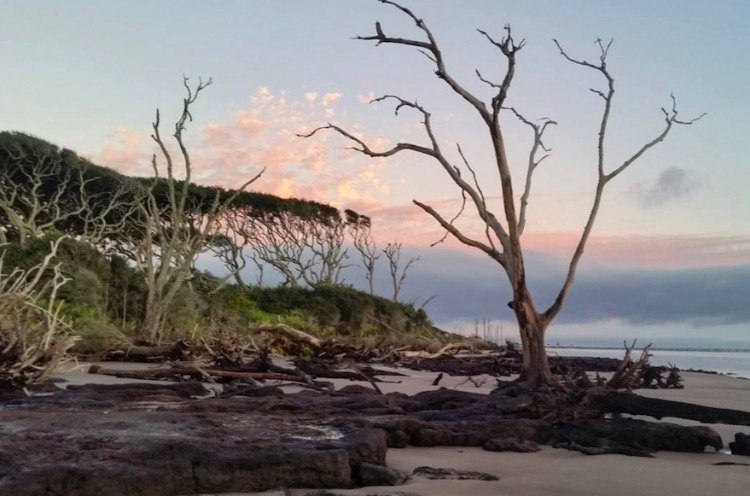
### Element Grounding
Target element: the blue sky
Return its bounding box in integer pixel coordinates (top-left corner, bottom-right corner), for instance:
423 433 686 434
2 1 749 346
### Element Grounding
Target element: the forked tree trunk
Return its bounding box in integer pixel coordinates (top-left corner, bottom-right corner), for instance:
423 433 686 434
512 287 552 385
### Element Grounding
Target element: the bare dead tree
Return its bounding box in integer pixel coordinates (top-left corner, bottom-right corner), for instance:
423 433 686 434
300 1 704 385
382 241 418 302
305 216 349 287
128 77 263 342
209 215 251 291
0 145 135 246
229 209 312 288
346 209 380 295
224 206 349 289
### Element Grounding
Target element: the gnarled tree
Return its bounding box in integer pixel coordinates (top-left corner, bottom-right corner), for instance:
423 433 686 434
128 77 263 341
0 133 135 247
382 241 418 303
217 201 348 288
301 0 703 385
346 209 379 295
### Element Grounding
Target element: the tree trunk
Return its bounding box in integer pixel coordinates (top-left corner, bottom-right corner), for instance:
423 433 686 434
517 319 551 386
142 298 163 343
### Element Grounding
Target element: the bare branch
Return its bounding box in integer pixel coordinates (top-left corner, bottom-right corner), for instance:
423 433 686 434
544 44 705 322
413 200 504 266
503 107 557 234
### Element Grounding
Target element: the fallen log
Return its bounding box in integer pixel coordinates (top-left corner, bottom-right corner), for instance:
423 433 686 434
252 323 323 348
104 342 189 362
586 388 750 426
556 441 655 458
400 341 478 360
88 365 313 384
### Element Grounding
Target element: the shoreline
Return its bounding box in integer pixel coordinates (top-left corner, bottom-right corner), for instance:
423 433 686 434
24 357 750 496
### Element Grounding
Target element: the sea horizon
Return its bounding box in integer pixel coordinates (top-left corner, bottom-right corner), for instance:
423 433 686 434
550 346 750 379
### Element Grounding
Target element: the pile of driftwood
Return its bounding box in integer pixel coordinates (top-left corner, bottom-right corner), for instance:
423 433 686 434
95 326 682 396
79 327 750 461
93 324 414 394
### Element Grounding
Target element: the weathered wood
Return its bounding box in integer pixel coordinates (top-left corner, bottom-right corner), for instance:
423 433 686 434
588 389 750 426
88 365 310 384
105 342 189 362
557 441 654 458
252 323 323 347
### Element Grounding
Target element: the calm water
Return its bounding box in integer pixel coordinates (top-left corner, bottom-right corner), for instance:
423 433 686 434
550 347 750 379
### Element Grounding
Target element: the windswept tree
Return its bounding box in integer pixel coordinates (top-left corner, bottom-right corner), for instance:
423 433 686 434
0 133 135 246
127 77 263 341
302 1 703 385
346 209 379 295
382 241 418 303
217 200 349 288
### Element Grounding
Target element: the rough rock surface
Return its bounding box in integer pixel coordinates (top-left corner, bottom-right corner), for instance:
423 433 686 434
483 437 541 453
0 385 386 496
729 433 750 456
0 381 734 495
412 466 499 481
356 462 410 486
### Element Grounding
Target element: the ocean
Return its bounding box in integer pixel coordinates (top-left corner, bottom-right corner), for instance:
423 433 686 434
550 347 750 379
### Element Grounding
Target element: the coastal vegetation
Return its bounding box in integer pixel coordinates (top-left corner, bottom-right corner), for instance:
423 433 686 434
0 83 446 390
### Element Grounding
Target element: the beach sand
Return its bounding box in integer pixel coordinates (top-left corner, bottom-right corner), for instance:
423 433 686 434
58 364 750 495
271 371 750 496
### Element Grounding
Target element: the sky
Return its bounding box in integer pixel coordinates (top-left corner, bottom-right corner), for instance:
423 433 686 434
1 0 749 347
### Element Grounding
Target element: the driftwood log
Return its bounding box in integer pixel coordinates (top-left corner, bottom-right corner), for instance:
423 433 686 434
105 342 190 362
585 388 750 426
89 365 315 385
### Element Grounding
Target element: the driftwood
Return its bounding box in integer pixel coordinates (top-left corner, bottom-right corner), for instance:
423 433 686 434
252 323 323 348
557 441 655 458
586 388 750 426
105 342 190 362
88 364 316 385
400 341 479 360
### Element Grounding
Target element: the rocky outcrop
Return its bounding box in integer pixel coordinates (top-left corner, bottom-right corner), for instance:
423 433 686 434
0 402 386 496
729 433 750 456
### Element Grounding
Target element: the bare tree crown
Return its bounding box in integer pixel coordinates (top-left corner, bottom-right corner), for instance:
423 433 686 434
300 0 702 319
300 0 703 374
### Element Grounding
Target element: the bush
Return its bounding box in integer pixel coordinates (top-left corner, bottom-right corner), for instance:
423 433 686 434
0 239 77 391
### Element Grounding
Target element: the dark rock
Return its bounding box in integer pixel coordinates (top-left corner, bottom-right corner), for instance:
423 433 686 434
305 491 412 496
729 433 750 456
369 418 550 448
484 438 540 453
338 384 381 395
356 462 409 486
412 466 499 481
387 430 410 448
410 388 486 410
66 381 210 398
550 418 722 453
553 441 654 457
0 408 387 496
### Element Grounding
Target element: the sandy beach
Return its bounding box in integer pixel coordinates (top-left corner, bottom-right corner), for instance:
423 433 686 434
240 371 750 496
57 363 750 496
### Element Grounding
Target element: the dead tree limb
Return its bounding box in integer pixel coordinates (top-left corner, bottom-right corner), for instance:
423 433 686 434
300 0 704 385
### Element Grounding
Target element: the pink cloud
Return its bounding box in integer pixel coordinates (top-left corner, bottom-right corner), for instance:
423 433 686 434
343 198 750 269
88 86 398 205
89 127 151 176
